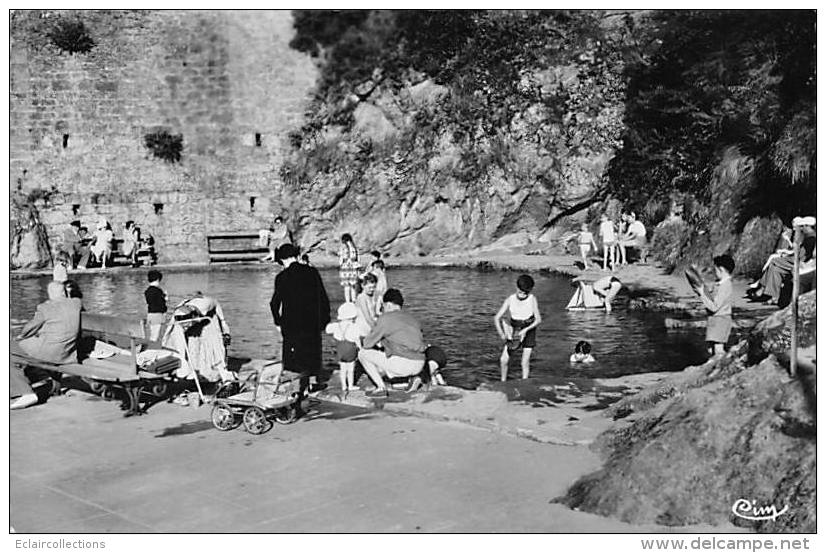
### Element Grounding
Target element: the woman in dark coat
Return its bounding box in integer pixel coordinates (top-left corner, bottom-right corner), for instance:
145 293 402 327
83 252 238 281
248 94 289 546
269 244 331 409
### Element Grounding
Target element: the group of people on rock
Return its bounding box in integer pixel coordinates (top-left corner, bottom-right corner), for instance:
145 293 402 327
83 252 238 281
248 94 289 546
745 217 817 307
575 212 647 271
56 217 156 271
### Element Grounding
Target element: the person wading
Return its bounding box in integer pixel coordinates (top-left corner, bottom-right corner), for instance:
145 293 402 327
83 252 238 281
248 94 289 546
269 244 331 415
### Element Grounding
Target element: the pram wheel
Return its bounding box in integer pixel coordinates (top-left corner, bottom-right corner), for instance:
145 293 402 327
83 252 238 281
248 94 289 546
211 404 241 431
243 407 271 435
274 405 299 425
149 381 169 397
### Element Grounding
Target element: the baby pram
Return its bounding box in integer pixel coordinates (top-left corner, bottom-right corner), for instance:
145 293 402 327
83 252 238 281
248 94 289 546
210 362 303 434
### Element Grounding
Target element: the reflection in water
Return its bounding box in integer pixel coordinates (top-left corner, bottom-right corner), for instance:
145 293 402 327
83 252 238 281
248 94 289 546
9 267 709 388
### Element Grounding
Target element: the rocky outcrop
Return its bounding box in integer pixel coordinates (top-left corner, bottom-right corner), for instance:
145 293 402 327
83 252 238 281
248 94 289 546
284 12 627 255
558 291 816 532
10 192 53 269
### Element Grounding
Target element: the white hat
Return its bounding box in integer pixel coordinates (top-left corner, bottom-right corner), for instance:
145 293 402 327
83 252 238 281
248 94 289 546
337 302 358 321
793 216 816 227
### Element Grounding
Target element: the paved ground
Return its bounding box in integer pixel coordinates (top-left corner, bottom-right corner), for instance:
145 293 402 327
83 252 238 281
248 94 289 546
9 390 736 533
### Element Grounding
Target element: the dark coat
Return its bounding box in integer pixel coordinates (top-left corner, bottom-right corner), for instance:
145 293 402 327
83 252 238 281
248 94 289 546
269 261 331 373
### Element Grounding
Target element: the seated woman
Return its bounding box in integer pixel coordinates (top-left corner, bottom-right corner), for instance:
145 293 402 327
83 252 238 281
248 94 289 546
748 221 816 305
11 282 82 409
90 219 114 268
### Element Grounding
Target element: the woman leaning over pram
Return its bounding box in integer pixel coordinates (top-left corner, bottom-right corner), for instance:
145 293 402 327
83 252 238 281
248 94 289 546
170 292 233 383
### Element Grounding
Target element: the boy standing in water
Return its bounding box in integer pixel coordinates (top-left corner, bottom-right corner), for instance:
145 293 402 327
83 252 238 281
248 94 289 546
494 274 542 381
693 255 735 359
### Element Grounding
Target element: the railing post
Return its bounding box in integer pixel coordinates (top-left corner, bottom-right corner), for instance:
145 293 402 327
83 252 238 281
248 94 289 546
789 224 802 378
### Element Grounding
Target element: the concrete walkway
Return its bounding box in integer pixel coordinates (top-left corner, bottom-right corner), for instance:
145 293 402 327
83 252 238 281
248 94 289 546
9 391 735 533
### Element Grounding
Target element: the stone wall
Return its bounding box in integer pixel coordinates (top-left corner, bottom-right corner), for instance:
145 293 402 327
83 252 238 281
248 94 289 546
9 10 318 263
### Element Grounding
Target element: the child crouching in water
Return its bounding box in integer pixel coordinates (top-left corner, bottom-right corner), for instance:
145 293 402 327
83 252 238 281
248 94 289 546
325 302 365 396
570 341 595 364
494 274 542 381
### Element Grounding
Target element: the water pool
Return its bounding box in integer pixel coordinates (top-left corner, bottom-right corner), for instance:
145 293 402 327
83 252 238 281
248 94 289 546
9 266 708 388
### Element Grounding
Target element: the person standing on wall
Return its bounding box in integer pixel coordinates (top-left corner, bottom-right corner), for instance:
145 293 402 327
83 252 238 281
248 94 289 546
269 243 331 415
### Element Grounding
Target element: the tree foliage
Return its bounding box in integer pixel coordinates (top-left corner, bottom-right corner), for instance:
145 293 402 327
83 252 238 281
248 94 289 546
608 10 816 223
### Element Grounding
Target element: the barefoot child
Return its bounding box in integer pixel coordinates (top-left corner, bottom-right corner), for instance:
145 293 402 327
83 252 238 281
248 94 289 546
494 274 542 381
144 269 168 341
693 255 735 359
370 260 388 314
325 302 364 395
577 223 598 269
599 214 617 271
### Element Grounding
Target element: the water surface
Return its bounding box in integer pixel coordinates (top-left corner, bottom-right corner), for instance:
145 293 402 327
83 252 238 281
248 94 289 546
9 267 708 388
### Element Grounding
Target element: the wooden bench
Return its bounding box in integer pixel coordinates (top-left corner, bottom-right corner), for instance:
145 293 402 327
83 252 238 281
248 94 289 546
109 238 157 266
207 232 269 263
11 313 179 416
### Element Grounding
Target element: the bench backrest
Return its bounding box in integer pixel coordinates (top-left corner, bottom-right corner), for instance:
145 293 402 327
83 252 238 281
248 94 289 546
82 313 146 340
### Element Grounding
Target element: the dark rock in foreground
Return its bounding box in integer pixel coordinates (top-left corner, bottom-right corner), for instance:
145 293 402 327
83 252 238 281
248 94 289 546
556 291 816 532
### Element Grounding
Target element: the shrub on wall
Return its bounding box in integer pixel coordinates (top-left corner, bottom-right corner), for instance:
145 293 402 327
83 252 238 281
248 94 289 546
48 18 95 54
144 130 183 163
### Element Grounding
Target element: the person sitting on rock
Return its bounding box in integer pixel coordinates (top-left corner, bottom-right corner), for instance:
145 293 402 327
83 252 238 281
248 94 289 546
618 212 647 265
90 218 114 268
747 218 816 306
11 282 82 410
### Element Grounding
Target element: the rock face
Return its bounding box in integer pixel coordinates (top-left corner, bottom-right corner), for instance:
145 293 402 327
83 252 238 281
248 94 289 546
558 291 816 532
10 193 53 269
282 11 628 255
288 71 625 256
9 10 319 263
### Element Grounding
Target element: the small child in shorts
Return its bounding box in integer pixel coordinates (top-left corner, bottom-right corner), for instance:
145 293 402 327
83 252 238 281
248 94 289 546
577 223 598 269
325 302 364 395
599 214 617 271
693 254 735 359
570 341 595 364
494 274 542 381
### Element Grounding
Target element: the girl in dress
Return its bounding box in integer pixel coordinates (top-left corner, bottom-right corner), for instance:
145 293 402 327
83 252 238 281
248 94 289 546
338 233 360 303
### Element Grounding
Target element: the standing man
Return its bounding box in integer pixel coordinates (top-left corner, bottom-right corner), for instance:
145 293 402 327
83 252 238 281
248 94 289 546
269 243 331 413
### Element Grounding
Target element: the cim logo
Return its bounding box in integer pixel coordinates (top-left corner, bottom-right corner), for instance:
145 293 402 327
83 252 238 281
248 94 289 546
731 498 790 522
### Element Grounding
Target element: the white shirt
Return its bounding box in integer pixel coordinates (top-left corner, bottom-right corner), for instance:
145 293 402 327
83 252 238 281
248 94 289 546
507 293 535 320
599 220 616 242
325 319 363 344
628 220 646 244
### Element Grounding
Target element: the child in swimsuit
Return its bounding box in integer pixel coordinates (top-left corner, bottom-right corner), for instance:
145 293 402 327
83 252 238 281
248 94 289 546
494 274 542 381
